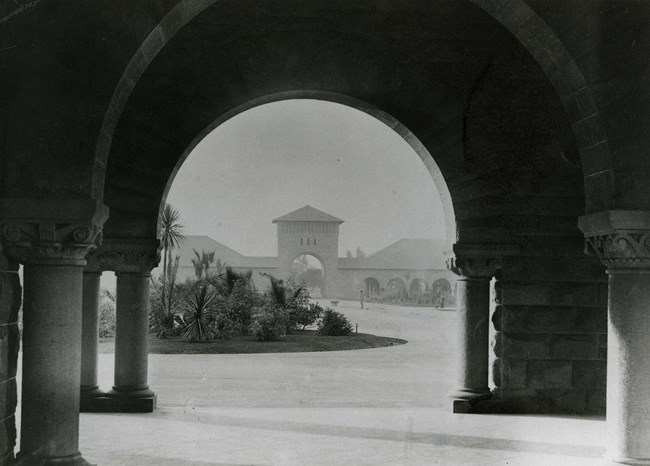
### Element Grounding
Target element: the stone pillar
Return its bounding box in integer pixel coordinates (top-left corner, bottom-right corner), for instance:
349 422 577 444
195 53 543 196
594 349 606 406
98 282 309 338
0 237 21 465
447 243 518 413
0 200 107 466
580 210 650 465
80 261 105 410
103 239 160 412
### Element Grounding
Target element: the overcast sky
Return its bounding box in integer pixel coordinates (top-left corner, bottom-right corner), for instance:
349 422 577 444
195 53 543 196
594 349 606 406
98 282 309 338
166 99 446 257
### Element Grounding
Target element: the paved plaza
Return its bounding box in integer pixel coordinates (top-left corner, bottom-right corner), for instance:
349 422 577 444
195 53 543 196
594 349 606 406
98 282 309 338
18 301 606 465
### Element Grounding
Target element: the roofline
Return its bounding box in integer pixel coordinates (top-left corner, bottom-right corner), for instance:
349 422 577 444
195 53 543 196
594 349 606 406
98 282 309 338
272 218 344 224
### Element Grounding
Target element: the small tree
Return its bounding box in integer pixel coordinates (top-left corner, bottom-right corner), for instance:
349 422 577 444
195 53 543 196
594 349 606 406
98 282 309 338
318 309 353 336
191 249 216 281
159 203 185 318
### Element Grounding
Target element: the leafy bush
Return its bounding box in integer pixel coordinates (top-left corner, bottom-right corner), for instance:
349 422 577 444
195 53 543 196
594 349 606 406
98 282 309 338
288 302 323 331
219 279 259 335
98 301 116 338
150 275 182 321
182 286 217 342
264 274 315 333
318 309 353 336
250 305 288 342
149 311 183 338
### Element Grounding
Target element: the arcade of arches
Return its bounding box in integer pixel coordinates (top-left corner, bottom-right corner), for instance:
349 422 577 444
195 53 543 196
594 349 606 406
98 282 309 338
0 1 649 464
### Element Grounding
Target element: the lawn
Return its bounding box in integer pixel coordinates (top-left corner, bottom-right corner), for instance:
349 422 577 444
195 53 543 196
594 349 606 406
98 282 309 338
98 330 407 354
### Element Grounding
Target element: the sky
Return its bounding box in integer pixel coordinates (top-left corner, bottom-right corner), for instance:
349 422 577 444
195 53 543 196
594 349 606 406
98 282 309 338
165 99 446 258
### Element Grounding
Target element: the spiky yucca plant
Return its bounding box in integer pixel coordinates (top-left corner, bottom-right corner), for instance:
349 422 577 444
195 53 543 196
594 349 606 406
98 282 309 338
182 286 216 342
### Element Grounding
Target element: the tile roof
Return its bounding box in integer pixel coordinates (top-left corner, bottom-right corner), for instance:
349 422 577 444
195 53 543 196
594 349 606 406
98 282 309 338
272 205 344 224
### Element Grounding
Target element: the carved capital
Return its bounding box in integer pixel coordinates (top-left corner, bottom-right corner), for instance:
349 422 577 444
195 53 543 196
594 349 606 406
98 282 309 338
579 211 650 270
446 243 519 279
584 233 650 269
0 198 109 266
90 238 161 274
1 221 103 266
447 256 503 278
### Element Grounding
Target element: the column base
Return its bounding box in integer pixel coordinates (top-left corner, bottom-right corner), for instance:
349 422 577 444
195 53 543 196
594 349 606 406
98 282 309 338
605 454 650 465
81 391 156 413
107 386 155 399
450 388 493 414
450 388 492 401
16 451 94 466
79 386 106 412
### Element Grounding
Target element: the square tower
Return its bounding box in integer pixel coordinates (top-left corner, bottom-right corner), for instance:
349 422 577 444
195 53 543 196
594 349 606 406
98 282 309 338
273 205 343 298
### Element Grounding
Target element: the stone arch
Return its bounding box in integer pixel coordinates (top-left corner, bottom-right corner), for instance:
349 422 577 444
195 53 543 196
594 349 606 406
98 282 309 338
409 278 428 296
93 0 607 216
291 252 325 298
364 277 380 299
157 92 456 246
386 278 407 301
469 0 612 212
432 278 453 307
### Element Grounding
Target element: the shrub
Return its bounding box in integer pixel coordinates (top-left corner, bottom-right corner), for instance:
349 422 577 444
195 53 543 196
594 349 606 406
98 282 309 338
182 286 217 342
318 309 353 336
219 278 260 335
288 302 323 332
149 311 183 338
98 301 116 338
250 305 287 342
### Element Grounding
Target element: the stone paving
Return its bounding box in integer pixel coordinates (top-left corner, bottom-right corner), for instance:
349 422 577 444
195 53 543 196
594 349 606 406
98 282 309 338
19 300 607 465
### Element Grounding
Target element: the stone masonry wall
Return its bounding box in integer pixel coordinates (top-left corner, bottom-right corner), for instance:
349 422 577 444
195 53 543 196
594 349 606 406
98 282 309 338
0 241 20 463
491 237 607 414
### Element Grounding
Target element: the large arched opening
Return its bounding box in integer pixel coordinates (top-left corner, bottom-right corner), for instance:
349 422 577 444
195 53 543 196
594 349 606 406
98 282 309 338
97 0 599 421
364 277 380 299
291 253 325 299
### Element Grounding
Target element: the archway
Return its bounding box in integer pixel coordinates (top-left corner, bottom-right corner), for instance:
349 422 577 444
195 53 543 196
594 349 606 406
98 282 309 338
291 253 325 299
432 278 453 308
364 277 380 299
409 278 428 297
93 0 602 439
385 278 407 302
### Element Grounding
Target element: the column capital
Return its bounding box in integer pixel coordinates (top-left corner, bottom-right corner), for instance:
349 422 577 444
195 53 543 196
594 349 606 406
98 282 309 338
446 243 519 278
0 199 108 266
89 238 161 274
579 210 650 269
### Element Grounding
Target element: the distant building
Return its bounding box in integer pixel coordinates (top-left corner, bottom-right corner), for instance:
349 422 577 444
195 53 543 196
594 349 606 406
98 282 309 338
175 205 455 302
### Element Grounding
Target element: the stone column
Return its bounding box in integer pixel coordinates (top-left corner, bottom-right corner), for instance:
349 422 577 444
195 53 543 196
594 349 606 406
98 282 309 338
0 200 107 466
79 256 105 410
447 243 518 413
103 239 160 412
580 210 650 465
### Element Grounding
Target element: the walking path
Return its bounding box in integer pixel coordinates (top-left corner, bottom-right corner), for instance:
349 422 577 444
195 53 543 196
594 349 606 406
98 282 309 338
18 301 607 465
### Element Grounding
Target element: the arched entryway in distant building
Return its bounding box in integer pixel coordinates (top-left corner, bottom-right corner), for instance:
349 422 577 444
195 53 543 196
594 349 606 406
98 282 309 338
432 278 453 308
364 277 380 299
386 278 407 301
409 278 429 298
291 253 325 298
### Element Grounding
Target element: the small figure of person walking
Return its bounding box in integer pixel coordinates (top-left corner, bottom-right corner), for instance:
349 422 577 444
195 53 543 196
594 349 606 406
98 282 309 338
359 289 365 309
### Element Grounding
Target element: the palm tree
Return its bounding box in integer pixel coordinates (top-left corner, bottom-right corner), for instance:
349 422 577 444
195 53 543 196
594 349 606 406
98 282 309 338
159 203 184 316
191 249 216 280
215 258 227 276
223 267 252 295
268 275 303 309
